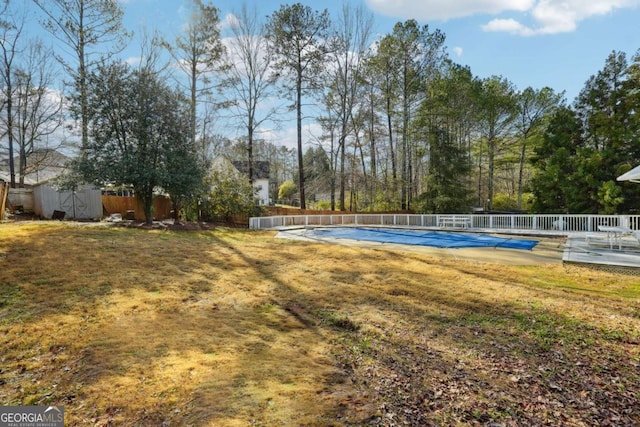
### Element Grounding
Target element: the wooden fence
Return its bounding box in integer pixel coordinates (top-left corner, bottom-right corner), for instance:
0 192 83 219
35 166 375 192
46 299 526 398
0 182 8 220
102 195 173 221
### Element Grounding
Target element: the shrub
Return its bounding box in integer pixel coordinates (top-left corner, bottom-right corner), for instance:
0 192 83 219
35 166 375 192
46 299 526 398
278 180 297 203
202 171 264 222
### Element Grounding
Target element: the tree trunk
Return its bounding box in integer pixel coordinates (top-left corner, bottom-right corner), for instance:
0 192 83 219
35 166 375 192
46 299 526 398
296 71 306 209
248 117 254 184
139 191 154 225
191 59 197 151
79 26 89 155
19 146 27 186
487 131 495 212
330 130 337 211
7 90 15 188
386 95 396 184
339 136 346 211
369 92 377 211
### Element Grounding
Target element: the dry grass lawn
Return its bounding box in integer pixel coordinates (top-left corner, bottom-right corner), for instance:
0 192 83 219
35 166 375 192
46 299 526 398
0 222 639 426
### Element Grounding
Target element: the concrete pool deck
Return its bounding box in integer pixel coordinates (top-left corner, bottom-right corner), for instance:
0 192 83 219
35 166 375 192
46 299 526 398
563 233 640 272
275 226 640 272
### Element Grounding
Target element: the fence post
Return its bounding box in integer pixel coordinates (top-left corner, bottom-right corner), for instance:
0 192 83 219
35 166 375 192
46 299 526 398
0 182 7 221
621 215 630 229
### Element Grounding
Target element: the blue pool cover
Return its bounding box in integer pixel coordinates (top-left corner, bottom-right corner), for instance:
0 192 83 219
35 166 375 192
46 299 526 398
311 227 538 250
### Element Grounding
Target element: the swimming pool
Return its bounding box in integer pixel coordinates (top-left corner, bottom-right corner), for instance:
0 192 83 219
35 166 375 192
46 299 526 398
308 227 538 250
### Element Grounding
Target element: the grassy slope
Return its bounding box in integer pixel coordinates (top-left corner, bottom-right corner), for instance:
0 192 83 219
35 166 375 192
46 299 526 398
0 222 639 426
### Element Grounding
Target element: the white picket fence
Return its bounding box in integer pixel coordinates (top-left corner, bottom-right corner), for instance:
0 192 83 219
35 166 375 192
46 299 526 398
249 213 640 236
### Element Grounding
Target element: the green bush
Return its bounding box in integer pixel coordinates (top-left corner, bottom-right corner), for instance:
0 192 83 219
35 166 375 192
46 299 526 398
315 200 331 210
492 193 518 211
278 180 297 202
491 192 535 212
202 171 264 222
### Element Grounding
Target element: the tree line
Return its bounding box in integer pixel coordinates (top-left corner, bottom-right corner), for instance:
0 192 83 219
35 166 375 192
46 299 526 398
1 0 639 222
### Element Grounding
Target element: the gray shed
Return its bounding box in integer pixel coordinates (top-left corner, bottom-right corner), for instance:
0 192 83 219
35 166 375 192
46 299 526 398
33 182 103 220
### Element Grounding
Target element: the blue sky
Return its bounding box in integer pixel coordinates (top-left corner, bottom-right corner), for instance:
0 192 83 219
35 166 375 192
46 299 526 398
10 0 640 151
112 0 640 148
120 0 640 103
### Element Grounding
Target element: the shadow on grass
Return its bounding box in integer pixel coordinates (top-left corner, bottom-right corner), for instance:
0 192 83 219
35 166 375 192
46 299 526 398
0 224 638 426
204 233 640 425
0 225 355 425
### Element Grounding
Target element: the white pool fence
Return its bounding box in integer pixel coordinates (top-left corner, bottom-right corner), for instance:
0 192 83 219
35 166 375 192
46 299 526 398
249 213 640 236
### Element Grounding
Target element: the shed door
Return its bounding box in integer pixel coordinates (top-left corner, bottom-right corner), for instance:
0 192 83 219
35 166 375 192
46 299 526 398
59 191 89 219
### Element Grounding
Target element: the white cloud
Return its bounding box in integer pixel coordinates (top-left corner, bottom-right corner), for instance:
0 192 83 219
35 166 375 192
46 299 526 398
452 46 464 57
481 18 535 36
124 56 143 66
222 12 240 31
253 121 326 151
365 0 534 21
366 0 640 36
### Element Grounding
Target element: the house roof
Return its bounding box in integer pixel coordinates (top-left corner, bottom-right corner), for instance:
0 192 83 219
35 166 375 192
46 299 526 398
231 160 270 180
0 148 70 185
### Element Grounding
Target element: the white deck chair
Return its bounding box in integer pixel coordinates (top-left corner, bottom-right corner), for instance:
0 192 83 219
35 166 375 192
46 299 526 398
619 230 640 249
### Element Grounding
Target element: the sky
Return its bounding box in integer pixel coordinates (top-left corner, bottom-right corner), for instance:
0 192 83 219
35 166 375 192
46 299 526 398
118 0 640 101
113 0 640 147
10 0 640 151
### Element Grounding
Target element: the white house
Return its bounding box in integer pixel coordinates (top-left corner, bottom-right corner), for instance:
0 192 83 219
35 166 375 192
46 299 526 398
0 148 70 186
210 155 270 206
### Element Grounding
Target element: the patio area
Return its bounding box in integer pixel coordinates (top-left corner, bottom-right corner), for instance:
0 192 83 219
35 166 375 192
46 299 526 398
276 225 640 273
563 233 640 273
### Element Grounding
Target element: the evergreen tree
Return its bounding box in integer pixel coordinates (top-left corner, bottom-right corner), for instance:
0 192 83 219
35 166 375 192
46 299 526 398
476 76 517 211
372 20 446 210
531 107 585 212
265 3 331 210
303 146 331 202
575 51 640 212
514 87 564 209
80 61 201 223
415 127 471 213
164 0 225 151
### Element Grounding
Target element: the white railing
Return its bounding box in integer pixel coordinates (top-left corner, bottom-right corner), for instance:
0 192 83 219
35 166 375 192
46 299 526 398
249 214 640 235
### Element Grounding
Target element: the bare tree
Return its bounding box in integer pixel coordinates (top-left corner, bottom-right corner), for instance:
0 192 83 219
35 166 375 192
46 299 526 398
33 0 130 153
13 40 64 185
224 4 281 183
329 2 374 210
317 90 341 210
0 1 23 187
476 76 517 211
